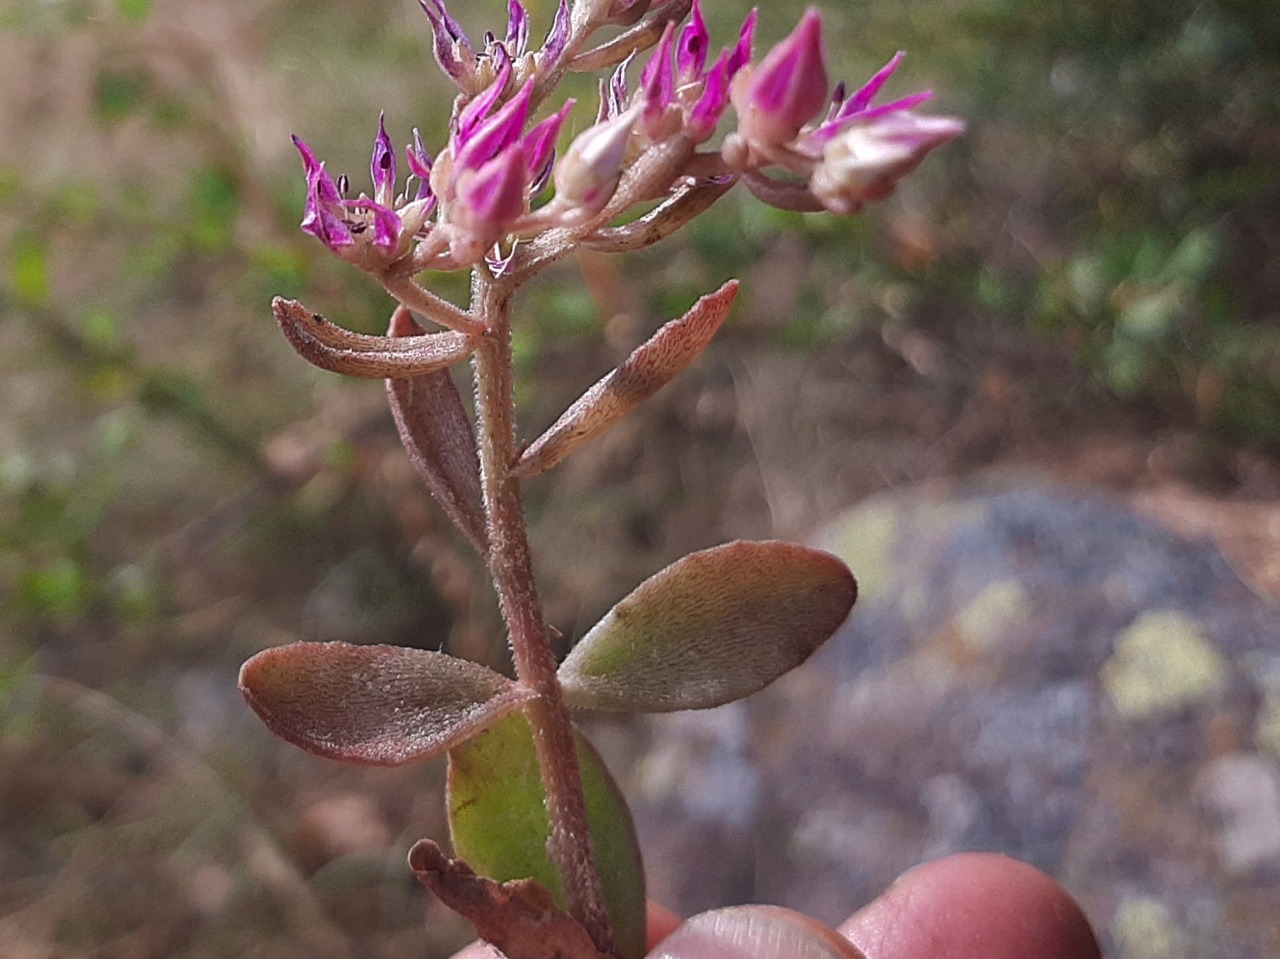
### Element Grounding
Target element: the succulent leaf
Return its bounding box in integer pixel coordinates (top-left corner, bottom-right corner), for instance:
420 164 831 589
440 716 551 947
273 298 474 379
558 540 856 711
513 281 737 478
239 642 528 765
447 712 647 959
386 306 489 552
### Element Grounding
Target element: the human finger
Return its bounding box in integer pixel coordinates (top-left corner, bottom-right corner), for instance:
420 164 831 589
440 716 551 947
839 853 1100 959
648 904 866 959
647 900 684 949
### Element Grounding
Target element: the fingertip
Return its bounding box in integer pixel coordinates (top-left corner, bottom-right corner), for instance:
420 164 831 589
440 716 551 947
839 853 1100 959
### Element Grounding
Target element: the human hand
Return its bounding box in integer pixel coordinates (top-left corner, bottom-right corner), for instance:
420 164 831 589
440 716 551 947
647 853 1100 959
449 852 1099 959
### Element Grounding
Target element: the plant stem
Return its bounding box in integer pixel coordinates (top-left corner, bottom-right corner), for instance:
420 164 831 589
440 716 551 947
469 271 614 955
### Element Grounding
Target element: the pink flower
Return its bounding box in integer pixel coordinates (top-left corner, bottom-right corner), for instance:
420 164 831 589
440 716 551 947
295 132 407 260
810 111 964 213
453 143 531 254
554 106 641 215
732 9 828 151
632 0 757 145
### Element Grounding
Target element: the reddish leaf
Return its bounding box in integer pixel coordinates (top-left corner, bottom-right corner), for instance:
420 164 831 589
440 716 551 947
513 281 738 478
386 306 488 553
273 297 475 379
558 541 856 712
239 642 529 765
409 840 609 959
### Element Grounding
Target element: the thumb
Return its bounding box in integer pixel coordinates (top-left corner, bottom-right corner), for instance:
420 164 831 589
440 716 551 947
649 905 866 959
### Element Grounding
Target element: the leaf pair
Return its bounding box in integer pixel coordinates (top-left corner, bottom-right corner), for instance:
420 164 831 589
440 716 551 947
239 540 855 762
239 540 856 958
384 282 740 556
277 282 738 561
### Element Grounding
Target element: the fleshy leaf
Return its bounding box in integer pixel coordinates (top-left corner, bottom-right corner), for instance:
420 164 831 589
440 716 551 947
558 540 856 711
447 711 647 959
513 281 738 478
239 642 529 765
409 840 608 959
273 298 475 379
386 306 489 553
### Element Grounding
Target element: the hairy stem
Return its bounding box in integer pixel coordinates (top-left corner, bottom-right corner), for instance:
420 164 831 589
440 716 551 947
469 271 614 954
382 273 486 336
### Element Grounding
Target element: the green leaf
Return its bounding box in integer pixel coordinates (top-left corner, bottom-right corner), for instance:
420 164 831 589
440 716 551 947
559 540 856 712
117 0 152 23
188 166 240 253
10 233 50 305
239 642 529 765
447 712 646 959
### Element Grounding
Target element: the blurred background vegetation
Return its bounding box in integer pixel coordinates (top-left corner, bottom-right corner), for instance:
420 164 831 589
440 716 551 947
1 0 1277 955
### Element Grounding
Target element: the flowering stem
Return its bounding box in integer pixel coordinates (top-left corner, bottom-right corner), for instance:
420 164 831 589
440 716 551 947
469 271 614 954
383 273 486 337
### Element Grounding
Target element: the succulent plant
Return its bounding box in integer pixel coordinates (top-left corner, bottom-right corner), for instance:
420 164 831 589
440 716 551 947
238 3 959 957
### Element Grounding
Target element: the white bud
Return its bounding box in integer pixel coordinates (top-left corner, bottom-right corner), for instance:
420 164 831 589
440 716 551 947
553 106 641 214
810 112 964 214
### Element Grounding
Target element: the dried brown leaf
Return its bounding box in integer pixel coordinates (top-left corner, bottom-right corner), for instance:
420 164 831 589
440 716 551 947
409 840 610 959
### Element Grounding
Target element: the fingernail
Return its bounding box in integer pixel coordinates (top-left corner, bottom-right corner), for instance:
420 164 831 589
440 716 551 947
651 905 867 959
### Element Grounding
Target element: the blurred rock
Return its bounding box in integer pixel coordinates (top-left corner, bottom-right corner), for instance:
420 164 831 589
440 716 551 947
1196 753 1280 877
610 483 1280 959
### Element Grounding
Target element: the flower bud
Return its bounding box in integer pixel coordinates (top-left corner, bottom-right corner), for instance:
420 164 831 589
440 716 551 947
454 78 532 175
735 9 827 149
293 135 354 252
371 114 396 207
810 112 963 214
676 0 710 83
504 0 529 57
418 0 475 89
406 129 436 203
453 142 529 252
554 106 640 214
539 0 572 68
641 21 677 138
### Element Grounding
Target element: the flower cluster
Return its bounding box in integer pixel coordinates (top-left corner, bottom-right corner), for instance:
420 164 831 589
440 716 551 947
290 0 962 277
723 12 965 214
